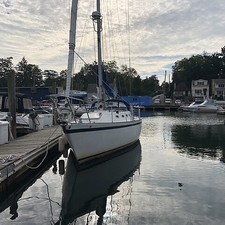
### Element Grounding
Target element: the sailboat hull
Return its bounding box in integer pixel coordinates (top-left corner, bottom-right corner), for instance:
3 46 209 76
62 119 142 162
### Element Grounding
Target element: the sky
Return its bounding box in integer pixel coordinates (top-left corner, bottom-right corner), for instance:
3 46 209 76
1 0 225 84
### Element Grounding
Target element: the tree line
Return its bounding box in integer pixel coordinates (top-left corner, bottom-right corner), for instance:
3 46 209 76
0 57 160 96
2 46 224 98
172 46 225 94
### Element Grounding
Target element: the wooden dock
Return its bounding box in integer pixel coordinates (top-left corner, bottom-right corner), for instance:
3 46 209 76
144 104 180 111
0 125 64 193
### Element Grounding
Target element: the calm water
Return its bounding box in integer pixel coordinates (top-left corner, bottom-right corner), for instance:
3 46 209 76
1 112 225 224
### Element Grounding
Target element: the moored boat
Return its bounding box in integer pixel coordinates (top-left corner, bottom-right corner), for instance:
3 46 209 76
58 0 142 163
179 99 223 113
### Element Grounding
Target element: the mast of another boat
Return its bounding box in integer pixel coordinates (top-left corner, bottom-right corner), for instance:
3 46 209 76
65 0 79 97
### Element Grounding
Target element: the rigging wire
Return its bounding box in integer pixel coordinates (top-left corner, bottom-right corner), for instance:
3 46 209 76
126 0 132 95
74 0 93 73
102 0 114 62
115 0 129 66
99 0 132 96
65 0 133 96
73 50 119 98
126 0 131 69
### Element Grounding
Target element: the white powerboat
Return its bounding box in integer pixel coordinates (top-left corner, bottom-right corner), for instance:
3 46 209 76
58 0 142 163
179 99 223 113
0 92 48 134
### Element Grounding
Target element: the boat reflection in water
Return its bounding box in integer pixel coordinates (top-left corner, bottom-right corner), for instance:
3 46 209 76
58 141 142 225
172 124 225 162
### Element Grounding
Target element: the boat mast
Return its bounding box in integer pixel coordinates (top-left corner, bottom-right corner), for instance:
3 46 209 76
92 0 104 103
65 0 79 97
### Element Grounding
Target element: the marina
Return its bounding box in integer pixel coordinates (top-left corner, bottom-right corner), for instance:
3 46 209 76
0 112 225 224
1 0 225 224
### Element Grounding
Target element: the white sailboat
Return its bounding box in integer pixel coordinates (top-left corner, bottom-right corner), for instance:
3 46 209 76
59 0 142 163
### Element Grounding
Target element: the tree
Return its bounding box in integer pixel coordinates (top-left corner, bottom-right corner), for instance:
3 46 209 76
140 75 159 96
43 69 60 87
0 57 14 87
172 51 225 89
132 75 142 95
16 57 42 87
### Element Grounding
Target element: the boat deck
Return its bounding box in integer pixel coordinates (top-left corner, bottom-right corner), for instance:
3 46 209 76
0 125 64 192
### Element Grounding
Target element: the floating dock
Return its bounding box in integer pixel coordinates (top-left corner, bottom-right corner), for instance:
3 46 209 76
143 105 180 111
0 125 64 193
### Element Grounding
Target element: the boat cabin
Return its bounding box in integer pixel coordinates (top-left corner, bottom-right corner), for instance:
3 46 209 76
0 92 33 114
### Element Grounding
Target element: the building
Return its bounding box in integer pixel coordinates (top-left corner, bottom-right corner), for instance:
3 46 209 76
191 79 209 101
211 79 225 100
173 83 190 100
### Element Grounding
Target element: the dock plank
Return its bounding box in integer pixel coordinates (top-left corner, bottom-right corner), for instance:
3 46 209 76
0 125 63 172
0 125 66 194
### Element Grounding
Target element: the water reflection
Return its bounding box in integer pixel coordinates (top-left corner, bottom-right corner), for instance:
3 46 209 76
58 141 142 225
0 153 61 221
172 124 225 161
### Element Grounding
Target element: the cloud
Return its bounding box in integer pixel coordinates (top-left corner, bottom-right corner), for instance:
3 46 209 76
2 0 12 8
0 0 224 84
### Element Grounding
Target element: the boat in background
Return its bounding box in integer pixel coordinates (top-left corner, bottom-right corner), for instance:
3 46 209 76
0 92 53 137
179 99 223 113
0 92 33 125
58 0 142 163
0 92 36 135
59 141 141 225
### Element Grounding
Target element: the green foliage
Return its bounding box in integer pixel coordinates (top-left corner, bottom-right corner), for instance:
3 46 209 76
3 46 225 98
43 69 60 87
140 75 159 96
172 50 225 88
16 57 42 87
0 57 14 87
0 57 160 96
71 60 159 96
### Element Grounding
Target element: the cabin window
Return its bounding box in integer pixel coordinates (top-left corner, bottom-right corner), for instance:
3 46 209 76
4 97 20 111
23 98 33 110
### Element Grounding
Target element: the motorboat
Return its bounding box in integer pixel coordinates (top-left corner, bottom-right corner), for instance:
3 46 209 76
179 99 223 113
0 92 47 134
179 102 201 112
0 92 33 126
